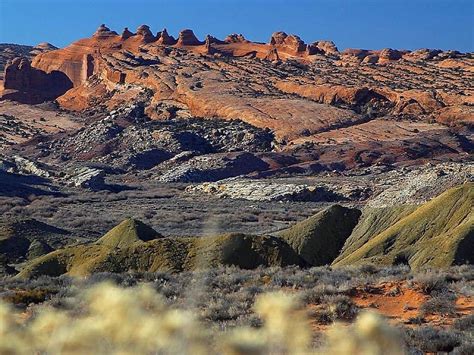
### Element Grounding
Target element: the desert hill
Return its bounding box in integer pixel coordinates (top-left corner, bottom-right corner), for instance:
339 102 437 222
0 218 69 264
18 229 303 278
333 182 473 268
96 217 163 248
15 183 473 277
279 205 361 266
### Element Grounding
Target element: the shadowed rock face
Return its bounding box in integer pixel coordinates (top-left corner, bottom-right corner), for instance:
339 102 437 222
0 43 57 80
279 205 362 266
0 218 70 265
2 57 73 103
156 28 177 45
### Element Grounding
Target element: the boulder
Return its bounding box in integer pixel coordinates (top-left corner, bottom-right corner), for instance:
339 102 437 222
65 167 106 190
378 48 403 62
312 40 339 55
270 32 307 54
224 33 248 43
362 54 379 64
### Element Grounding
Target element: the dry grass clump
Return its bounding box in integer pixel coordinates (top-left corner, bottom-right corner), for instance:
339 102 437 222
419 294 457 317
320 312 405 355
0 282 405 354
412 271 449 295
316 294 359 323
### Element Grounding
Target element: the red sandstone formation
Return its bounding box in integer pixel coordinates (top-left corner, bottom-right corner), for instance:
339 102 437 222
136 25 155 43
120 27 134 40
1 57 72 103
311 40 339 56
176 29 203 46
156 29 177 45
0 24 472 141
224 34 248 43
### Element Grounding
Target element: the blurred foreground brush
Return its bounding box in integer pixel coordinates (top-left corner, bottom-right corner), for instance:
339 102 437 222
0 282 404 354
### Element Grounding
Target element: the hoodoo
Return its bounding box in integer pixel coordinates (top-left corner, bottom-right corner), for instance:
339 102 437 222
156 28 176 45
176 29 203 46
136 24 155 43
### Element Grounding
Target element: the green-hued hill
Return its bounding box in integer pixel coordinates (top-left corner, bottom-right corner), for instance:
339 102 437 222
18 222 304 278
96 218 162 248
333 205 417 264
333 183 473 269
278 205 361 266
14 183 474 278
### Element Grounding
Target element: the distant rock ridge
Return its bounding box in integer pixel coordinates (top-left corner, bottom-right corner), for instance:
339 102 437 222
0 23 472 138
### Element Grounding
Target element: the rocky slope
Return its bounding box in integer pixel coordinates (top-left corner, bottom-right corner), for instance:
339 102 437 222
0 25 472 188
0 24 472 186
0 25 472 275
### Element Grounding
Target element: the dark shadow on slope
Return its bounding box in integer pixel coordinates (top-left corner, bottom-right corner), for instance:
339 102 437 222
0 171 64 197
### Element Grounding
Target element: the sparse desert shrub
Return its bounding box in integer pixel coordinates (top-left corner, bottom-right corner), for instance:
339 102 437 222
412 271 448 295
406 316 425 325
84 271 126 285
452 342 474 355
404 326 462 353
2 288 52 306
317 294 359 323
302 284 339 304
453 314 474 331
358 263 379 275
320 311 404 355
419 294 456 316
203 298 245 322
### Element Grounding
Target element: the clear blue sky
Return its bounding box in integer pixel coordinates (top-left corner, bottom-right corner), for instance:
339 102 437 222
0 0 473 51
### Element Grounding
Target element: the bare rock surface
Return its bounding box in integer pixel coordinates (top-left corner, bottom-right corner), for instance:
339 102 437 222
185 179 345 202
367 162 474 207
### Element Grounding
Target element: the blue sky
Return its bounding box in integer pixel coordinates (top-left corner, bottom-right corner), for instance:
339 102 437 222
0 0 472 51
